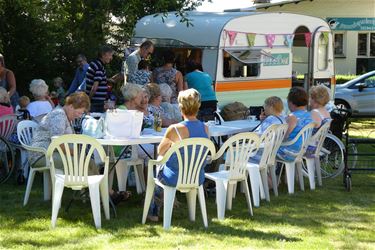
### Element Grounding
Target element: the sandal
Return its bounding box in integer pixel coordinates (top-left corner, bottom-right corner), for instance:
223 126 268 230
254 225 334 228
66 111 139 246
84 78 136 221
110 191 131 205
147 214 159 222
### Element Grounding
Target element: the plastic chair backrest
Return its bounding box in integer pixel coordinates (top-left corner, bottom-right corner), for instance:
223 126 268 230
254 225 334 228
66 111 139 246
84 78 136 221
0 114 18 139
294 122 316 161
159 138 216 191
47 134 109 188
257 124 278 170
267 124 288 166
17 120 39 147
215 132 260 181
310 121 332 157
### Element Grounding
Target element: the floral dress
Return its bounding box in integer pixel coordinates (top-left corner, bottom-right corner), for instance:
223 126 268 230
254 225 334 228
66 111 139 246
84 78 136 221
153 67 178 103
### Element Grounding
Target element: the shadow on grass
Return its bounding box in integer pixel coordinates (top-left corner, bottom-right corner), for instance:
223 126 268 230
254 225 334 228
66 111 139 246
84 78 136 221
1 173 375 249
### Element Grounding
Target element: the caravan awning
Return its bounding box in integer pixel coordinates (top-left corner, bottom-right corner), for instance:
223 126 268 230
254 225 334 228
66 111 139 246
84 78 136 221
224 48 274 64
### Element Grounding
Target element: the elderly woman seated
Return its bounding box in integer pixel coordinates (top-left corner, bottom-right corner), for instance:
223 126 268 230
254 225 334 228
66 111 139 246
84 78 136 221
145 83 180 127
147 88 209 222
277 87 312 162
118 83 143 110
29 92 90 170
159 83 182 123
30 92 128 203
27 79 54 120
0 87 13 118
119 83 153 128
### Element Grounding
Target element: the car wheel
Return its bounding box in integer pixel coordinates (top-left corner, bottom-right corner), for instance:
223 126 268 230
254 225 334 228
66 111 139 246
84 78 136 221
334 100 350 110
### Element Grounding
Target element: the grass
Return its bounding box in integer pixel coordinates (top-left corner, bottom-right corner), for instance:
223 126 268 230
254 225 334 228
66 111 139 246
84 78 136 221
1 168 375 250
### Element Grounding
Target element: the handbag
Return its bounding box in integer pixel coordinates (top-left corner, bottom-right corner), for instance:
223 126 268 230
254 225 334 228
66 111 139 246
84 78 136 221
105 109 144 139
82 116 105 139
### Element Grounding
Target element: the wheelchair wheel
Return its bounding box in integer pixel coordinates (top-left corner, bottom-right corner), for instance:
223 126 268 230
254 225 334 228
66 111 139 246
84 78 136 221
319 134 345 178
0 136 15 184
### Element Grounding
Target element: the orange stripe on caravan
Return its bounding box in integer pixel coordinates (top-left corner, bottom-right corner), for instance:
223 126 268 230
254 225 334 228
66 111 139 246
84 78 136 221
215 79 291 92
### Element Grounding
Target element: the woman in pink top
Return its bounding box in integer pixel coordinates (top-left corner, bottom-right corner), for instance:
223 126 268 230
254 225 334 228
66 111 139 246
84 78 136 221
0 87 13 117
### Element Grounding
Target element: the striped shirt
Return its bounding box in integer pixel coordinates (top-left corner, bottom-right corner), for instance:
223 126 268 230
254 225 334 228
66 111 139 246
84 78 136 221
85 59 107 102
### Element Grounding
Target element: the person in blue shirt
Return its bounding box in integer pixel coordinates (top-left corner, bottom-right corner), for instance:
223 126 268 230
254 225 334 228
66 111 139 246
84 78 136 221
277 87 312 162
184 60 217 121
66 54 89 96
147 89 209 222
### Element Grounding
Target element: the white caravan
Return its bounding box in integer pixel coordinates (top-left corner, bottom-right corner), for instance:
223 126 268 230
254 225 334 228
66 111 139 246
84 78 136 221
132 11 335 107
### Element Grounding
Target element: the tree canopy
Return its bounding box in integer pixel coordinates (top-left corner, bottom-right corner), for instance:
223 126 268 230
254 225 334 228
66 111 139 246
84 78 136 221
0 0 208 95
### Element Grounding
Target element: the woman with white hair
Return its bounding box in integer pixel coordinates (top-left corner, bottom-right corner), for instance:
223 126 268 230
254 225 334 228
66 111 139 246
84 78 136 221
159 83 182 122
27 79 54 119
0 87 13 117
119 83 144 110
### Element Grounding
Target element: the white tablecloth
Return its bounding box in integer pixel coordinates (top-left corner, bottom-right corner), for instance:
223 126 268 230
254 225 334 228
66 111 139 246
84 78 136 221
96 120 259 147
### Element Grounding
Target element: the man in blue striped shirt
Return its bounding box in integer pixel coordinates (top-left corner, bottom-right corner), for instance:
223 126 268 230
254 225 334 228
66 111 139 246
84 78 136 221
85 45 114 112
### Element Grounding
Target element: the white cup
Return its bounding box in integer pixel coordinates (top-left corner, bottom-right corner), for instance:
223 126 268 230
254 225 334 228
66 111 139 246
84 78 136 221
247 115 257 121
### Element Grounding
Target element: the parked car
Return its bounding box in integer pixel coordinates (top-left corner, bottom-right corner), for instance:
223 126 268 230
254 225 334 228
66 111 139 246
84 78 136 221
335 70 375 115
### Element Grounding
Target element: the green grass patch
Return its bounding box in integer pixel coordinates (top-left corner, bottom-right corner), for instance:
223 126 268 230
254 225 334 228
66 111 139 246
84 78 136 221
1 170 375 249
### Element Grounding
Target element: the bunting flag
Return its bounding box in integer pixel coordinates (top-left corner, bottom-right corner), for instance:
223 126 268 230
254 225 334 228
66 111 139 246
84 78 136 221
322 32 329 44
227 31 237 46
284 34 295 48
246 33 256 47
305 32 312 47
265 34 276 48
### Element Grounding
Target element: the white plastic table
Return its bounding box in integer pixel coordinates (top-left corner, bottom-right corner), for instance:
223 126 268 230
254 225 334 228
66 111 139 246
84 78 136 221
97 120 259 147
208 120 260 137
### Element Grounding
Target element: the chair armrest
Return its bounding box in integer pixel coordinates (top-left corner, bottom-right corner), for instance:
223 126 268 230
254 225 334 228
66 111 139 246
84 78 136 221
146 155 170 181
281 134 303 146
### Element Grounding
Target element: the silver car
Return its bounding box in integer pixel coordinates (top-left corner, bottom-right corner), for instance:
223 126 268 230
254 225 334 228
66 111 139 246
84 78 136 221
335 70 375 115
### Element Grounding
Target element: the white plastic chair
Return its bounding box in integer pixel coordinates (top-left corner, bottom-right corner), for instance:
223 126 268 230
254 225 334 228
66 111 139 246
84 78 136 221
114 146 145 194
303 121 332 189
277 122 315 194
265 124 288 198
246 124 280 206
0 114 18 139
17 120 52 205
0 115 18 182
205 132 260 220
142 138 216 230
47 134 110 229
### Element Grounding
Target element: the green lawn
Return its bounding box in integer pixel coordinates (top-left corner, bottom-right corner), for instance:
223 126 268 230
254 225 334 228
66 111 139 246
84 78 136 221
1 170 375 250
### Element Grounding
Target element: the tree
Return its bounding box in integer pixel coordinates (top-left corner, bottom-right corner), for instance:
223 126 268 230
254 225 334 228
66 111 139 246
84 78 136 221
0 0 208 95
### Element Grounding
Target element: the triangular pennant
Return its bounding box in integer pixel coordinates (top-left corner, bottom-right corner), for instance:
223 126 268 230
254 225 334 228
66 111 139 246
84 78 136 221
227 31 237 46
246 33 256 47
305 32 312 47
322 32 329 44
284 34 295 48
265 34 276 48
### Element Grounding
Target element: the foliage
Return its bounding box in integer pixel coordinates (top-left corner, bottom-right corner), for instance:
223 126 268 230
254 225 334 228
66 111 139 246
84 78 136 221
0 0 208 96
335 74 358 84
296 74 358 85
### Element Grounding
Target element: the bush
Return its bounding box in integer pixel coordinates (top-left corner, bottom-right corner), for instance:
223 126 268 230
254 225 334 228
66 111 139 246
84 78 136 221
297 74 358 85
335 74 358 85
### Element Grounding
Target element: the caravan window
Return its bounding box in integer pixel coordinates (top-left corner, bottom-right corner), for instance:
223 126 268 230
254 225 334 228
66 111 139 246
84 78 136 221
317 33 328 71
223 50 260 78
